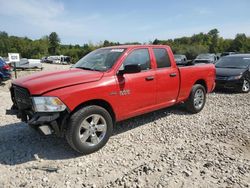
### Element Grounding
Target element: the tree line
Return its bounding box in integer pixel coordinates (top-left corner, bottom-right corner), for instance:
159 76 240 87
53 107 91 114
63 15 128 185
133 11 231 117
0 29 250 62
153 29 250 59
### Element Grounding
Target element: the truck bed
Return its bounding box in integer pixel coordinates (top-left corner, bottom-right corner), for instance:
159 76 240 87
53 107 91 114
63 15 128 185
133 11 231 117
177 64 215 102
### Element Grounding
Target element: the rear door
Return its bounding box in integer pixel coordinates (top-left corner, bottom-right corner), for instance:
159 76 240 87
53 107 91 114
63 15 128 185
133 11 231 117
116 48 156 117
152 47 180 106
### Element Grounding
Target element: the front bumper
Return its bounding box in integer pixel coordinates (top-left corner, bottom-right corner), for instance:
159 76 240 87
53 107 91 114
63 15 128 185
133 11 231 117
29 111 69 136
215 79 244 90
9 106 69 136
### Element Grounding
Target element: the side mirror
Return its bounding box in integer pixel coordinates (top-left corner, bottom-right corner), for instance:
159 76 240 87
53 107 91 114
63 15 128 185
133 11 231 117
118 64 141 75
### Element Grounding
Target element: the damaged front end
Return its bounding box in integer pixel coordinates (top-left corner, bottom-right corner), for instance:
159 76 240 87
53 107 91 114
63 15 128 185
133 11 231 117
8 85 69 137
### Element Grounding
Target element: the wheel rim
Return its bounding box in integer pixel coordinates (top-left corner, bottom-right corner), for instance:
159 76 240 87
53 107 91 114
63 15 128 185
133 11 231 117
79 114 107 146
194 89 205 109
242 80 250 92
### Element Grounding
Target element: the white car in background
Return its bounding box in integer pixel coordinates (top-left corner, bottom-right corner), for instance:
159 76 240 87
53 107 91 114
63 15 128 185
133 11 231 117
45 55 71 64
193 54 218 64
14 58 43 70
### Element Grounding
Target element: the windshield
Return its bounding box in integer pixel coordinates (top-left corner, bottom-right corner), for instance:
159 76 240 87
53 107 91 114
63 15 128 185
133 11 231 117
72 48 126 71
215 56 250 68
174 55 182 59
174 55 185 59
197 54 213 60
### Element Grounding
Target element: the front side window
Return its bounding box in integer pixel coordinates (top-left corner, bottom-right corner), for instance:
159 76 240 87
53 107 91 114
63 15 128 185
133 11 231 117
153 48 171 68
121 49 151 71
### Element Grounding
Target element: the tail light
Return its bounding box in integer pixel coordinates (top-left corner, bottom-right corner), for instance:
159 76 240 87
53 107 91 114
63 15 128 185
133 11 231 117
3 64 10 70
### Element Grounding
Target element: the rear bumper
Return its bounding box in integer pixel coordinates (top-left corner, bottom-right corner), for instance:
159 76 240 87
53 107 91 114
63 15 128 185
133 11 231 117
2 76 11 81
1 72 11 80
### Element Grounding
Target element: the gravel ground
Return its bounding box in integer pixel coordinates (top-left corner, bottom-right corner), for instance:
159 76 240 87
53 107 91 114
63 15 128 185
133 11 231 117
0 64 249 188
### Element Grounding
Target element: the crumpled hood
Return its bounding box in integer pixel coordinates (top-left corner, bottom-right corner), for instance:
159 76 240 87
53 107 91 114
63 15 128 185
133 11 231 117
216 67 246 76
12 68 104 95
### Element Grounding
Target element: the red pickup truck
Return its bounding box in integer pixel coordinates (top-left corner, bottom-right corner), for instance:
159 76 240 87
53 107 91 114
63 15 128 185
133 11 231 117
10 45 215 154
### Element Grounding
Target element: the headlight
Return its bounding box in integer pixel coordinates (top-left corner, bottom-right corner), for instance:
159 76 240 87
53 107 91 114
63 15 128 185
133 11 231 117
32 97 67 112
228 75 242 80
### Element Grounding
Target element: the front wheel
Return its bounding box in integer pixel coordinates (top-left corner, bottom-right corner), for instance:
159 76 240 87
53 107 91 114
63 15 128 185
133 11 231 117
241 79 250 93
66 105 113 154
185 84 206 114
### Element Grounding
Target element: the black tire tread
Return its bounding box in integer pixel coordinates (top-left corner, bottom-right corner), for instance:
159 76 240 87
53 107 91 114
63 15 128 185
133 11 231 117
66 105 113 154
185 84 206 114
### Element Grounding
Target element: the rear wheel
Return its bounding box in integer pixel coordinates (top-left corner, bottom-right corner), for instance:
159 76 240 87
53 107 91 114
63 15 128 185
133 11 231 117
241 79 250 93
185 84 206 114
66 105 113 154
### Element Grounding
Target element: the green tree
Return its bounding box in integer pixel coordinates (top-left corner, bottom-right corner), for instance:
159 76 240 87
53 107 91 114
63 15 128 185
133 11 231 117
0 32 10 56
232 33 248 52
153 39 160 45
48 32 60 55
208 28 219 53
1 29 250 62
103 40 111 47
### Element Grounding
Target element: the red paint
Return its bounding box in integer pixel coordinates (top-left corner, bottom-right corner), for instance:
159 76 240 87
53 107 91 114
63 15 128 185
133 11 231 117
3 64 10 70
13 45 215 121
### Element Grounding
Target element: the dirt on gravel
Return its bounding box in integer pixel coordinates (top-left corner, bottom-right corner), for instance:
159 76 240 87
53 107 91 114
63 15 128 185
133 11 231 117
0 64 249 188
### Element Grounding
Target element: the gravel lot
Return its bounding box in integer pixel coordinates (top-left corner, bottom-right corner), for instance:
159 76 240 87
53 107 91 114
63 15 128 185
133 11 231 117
0 64 249 188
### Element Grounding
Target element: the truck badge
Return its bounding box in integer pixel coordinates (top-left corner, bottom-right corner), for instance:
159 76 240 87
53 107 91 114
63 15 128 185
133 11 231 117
119 89 130 96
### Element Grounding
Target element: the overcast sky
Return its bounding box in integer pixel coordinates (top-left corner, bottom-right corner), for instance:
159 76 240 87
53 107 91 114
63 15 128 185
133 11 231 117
0 0 250 44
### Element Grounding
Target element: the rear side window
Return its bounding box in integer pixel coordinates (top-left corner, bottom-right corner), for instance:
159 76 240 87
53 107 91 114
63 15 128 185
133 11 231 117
153 48 171 68
122 49 151 70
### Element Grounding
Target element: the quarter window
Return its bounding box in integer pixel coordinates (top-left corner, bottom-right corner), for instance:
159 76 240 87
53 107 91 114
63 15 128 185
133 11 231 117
153 48 171 68
122 49 151 71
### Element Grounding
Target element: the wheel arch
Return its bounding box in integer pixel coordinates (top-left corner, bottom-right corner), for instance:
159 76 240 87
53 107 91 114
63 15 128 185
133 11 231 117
194 79 207 92
70 99 116 124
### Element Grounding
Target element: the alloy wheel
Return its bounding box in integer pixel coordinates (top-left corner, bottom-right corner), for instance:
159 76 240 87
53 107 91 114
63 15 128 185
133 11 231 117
242 80 250 92
194 89 205 109
79 114 107 146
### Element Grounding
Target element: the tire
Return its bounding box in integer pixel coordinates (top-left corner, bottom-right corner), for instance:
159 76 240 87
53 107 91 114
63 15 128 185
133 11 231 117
241 79 250 93
66 105 113 154
185 84 206 114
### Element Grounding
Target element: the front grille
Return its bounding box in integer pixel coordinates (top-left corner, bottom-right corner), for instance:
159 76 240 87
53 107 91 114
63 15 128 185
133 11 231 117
12 85 32 110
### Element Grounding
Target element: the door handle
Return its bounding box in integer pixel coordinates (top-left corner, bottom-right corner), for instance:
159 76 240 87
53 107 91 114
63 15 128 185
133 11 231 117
169 73 177 77
145 76 154 81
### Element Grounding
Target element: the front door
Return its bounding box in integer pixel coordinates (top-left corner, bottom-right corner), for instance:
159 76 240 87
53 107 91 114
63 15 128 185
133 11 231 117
116 48 156 118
